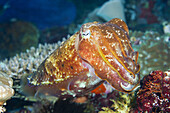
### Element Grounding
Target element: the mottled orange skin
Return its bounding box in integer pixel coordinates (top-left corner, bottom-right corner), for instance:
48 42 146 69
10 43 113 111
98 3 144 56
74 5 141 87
27 32 103 97
27 18 140 97
77 18 140 92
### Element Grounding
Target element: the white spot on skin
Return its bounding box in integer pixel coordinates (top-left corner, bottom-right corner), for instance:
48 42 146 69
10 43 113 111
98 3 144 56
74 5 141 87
101 46 107 51
78 82 86 88
108 59 114 62
111 43 116 47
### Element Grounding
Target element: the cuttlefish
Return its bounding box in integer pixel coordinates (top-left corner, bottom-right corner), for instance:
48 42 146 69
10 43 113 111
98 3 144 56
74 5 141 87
22 18 140 98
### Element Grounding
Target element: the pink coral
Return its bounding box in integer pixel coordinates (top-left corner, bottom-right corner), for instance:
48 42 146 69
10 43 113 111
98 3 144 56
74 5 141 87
137 70 170 112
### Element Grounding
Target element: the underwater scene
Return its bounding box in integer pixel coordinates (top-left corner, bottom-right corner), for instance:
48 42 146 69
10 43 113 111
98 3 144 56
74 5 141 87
0 0 169 113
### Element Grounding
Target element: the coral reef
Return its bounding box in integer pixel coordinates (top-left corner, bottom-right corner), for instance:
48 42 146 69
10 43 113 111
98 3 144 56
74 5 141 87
0 21 39 59
0 71 14 112
136 70 170 112
129 31 170 77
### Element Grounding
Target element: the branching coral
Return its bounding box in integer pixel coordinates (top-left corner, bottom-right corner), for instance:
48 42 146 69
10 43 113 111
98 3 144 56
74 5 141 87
0 41 66 79
137 70 170 112
0 71 14 112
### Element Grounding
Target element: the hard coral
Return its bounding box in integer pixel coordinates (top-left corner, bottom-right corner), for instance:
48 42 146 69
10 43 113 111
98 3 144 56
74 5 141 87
0 42 62 79
137 70 170 112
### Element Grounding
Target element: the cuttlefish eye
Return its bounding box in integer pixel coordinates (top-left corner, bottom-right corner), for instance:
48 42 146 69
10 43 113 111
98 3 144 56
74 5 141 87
75 29 91 51
81 29 91 39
